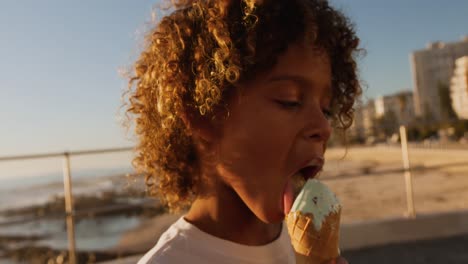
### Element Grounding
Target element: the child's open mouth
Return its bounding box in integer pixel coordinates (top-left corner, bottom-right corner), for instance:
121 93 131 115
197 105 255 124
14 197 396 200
294 157 324 181
295 165 323 181
283 157 324 215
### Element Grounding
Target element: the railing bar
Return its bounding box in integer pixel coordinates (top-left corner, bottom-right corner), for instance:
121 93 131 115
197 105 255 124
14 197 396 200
0 147 133 162
63 153 77 264
71 147 134 156
0 152 64 161
400 125 416 218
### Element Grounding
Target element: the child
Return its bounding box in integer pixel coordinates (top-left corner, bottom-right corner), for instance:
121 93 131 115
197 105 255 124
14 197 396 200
125 0 361 263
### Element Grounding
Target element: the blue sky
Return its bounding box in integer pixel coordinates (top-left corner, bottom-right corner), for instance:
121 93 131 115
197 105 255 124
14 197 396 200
1 1 467 175
333 0 468 101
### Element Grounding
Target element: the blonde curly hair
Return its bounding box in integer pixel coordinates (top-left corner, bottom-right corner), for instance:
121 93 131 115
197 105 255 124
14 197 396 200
124 0 362 211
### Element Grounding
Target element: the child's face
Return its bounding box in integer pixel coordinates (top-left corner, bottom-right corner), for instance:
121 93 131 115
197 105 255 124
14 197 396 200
214 42 332 223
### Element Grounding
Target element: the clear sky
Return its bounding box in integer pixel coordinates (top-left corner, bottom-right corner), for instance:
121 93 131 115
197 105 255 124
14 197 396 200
1 1 467 175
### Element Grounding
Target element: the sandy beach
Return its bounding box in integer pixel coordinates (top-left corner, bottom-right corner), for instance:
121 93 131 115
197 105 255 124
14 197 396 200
323 146 468 222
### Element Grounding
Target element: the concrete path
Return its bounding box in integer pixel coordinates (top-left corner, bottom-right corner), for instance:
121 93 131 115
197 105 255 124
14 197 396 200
99 209 468 263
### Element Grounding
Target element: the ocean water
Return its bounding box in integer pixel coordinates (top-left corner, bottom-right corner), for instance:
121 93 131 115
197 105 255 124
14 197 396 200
0 258 15 264
0 167 135 211
0 215 141 251
0 167 150 258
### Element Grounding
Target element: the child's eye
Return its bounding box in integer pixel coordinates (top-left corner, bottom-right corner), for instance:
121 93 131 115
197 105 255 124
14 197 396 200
275 100 301 109
322 108 333 120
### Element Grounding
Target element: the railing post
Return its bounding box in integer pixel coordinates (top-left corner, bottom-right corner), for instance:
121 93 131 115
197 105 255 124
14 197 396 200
62 152 77 264
399 126 416 218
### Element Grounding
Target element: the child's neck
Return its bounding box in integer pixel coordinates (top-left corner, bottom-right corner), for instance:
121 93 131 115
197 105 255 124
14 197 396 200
184 183 282 246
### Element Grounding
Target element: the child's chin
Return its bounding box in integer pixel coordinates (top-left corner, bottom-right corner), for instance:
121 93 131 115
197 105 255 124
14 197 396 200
256 209 286 224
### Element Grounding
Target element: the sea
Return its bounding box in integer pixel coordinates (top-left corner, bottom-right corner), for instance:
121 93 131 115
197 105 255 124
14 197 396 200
0 167 150 260
0 167 135 211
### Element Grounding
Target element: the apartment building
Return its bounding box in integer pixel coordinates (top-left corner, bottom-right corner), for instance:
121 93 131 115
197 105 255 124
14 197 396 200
410 36 468 121
349 99 376 140
450 56 468 119
375 91 415 126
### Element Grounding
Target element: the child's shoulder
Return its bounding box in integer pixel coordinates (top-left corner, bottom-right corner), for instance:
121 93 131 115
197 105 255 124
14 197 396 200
138 216 296 264
137 217 188 264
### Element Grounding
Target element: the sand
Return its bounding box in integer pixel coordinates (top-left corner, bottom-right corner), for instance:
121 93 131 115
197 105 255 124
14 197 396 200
322 146 468 222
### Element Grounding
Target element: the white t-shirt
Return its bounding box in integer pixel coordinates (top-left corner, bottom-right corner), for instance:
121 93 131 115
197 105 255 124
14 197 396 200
138 216 296 264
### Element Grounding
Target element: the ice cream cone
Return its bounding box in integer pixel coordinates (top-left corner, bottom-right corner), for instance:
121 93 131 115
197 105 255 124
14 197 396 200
286 210 341 263
285 179 342 264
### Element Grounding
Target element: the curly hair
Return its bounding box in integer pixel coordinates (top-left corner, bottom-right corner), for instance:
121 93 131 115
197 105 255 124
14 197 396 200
124 0 362 211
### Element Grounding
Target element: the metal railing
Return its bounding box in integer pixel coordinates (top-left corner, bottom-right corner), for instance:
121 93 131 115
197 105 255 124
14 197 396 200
0 146 133 264
2 125 458 263
399 126 416 218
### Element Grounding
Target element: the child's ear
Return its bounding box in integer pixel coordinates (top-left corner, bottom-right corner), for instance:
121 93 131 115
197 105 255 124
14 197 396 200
180 108 219 143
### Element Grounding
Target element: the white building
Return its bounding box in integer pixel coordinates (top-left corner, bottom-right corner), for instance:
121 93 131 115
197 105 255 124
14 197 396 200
410 36 468 121
349 101 365 140
362 100 376 136
375 91 415 126
450 56 468 119
350 92 415 141
350 99 376 140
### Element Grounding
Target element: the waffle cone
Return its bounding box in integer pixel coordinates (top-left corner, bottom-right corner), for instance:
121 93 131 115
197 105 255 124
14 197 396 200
286 209 341 264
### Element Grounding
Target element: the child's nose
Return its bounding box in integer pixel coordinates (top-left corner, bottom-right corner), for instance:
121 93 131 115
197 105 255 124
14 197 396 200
304 111 332 142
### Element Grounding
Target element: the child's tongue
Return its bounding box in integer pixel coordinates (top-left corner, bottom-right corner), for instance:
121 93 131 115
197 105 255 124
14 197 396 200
283 179 294 216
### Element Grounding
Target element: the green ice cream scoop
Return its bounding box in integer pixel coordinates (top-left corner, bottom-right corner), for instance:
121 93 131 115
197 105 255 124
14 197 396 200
291 179 341 231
